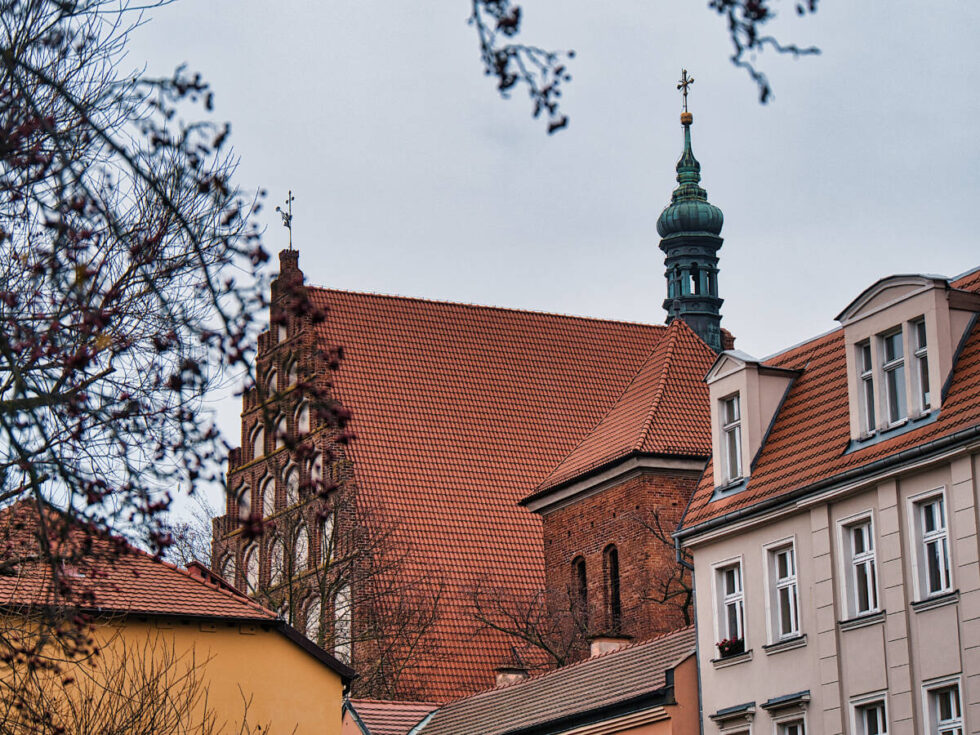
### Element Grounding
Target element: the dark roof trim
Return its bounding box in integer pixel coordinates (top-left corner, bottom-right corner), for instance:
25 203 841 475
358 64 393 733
522 450 708 506
678 423 980 541
709 701 756 721
761 691 810 711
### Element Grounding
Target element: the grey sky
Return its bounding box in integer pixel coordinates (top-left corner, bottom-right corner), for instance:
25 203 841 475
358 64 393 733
129 2 980 507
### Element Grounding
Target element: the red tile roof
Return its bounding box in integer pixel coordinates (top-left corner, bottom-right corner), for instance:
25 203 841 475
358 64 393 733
0 501 275 622
308 288 670 700
533 319 714 495
416 627 696 735
347 699 439 735
680 267 980 533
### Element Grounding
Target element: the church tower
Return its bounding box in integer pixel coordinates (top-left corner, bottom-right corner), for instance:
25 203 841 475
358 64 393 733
657 81 725 352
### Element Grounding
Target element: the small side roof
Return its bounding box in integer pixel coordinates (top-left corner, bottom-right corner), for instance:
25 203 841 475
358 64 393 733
415 627 695 735
345 699 440 735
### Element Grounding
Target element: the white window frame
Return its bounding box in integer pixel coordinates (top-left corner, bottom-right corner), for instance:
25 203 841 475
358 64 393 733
922 677 964 735
837 512 880 619
880 328 907 426
850 693 888 735
908 488 953 600
857 340 877 435
773 719 805 735
721 394 743 484
763 538 800 642
712 557 746 652
911 317 930 414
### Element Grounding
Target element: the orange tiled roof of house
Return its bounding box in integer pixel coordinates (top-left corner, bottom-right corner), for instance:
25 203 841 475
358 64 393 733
0 501 274 622
346 699 439 735
416 627 696 735
680 267 980 532
530 319 715 497
307 288 676 699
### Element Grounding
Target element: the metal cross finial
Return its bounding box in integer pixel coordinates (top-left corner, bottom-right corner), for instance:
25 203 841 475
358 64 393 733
275 190 295 250
677 69 694 113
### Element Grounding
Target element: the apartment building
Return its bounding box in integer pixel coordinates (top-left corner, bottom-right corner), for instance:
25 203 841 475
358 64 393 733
677 270 980 735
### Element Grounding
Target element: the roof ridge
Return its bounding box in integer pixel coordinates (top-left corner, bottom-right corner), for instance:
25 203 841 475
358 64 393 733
349 698 441 706
439 626 696 704
632 322 683 453
309 285 667 331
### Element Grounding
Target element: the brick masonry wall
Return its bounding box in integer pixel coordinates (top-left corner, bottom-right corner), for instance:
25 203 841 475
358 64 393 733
541 469 701 645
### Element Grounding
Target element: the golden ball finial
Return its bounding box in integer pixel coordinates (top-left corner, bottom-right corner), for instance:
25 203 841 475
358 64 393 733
680 111 693 125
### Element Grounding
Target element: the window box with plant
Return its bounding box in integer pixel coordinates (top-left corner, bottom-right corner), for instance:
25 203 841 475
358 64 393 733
717 637 746 658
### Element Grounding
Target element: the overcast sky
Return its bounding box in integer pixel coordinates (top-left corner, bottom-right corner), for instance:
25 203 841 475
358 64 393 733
129 2 980 510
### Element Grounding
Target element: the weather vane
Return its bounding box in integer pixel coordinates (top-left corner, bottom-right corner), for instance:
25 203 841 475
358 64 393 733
677 69 694 113
276 190 295 250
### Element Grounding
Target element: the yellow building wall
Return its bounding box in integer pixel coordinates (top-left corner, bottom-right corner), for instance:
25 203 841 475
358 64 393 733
103 618 345 734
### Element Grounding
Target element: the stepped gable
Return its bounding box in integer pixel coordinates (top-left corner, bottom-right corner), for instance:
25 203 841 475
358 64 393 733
346 699 439 735
0 500 274 621
308 288 666 700
681 267 980 531
416 627 696 735
530 319 714 497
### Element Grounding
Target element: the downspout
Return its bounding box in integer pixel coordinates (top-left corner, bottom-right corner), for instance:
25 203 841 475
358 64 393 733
676 537 704 735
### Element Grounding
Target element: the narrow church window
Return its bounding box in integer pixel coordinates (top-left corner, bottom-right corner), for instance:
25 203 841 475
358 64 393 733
261 476 275 517
334 584 352 663
243 545 259 592
690 266 701 295
274 414 287 450
295 524 310 571
220 554 235 585
572 556 588 624
296 401 311 435
321 513 335 563
250 424 265 460
284 465 299 506
305 598 321 641
603 545 622 633
286 357 299 387
237 485 251 520
269 536 285 587
266 368 278 395
310 451 324 489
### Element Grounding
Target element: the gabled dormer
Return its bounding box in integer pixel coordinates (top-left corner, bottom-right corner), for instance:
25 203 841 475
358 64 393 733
836 275 980 441
705 350 798 492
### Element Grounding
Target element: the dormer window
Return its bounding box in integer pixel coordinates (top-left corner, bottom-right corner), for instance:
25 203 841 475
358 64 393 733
912 318 930 412
881 329 906 425
721 394 742 483
858 341 876 434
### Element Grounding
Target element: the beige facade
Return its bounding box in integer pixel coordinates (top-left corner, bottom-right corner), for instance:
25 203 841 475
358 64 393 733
687 446 979 735
680 270 980 735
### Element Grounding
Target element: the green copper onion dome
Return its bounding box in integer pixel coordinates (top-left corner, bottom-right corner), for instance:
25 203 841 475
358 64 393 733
656 114 723 238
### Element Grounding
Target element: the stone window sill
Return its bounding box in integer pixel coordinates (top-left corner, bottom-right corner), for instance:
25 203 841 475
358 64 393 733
763 634 807 655
712 649 753 669
911 589 959 613
838 610 885 632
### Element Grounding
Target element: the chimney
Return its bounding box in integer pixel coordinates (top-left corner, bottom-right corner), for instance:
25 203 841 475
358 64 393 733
494 665 529 688
589 634 633 658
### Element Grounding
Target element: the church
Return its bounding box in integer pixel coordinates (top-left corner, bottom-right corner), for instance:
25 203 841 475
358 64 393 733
210 102 737 703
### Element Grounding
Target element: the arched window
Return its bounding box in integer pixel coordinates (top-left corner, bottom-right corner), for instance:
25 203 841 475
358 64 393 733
305 598 321 641
286 358 299 387
274 415 287 450
320 513 334 563
269 537 285 587
261 476 275 517
237 485 251 520
310 452 324 489
333 585 352 663
603 545 622 633
572 556 588 624
284 465 299 506
296 401 311 435
295 525 310 572
220 554 235 585
266 368 279 395
250 423 265 460
243 545 259 593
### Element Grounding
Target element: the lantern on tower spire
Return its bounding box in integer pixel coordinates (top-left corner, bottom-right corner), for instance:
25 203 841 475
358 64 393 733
657 70 725 352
